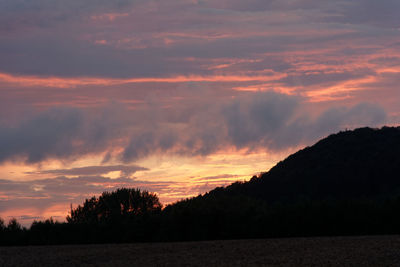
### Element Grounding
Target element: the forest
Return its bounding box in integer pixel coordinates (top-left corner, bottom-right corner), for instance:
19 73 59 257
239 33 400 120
2 126 400 245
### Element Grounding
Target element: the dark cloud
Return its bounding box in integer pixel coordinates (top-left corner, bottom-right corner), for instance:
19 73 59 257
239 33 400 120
121 92 387 161
28 165 148 177
198 0 339 12
0 0 398 78
203 0 400 28
369 57 400 68
281 69 374 88
0 107 84 163
0 92 388 164
0 0 138 32
333 0 400 28
0 36 207 78
0 103 131 163
286 103 387 148
222 94 387 151
223 92 299 149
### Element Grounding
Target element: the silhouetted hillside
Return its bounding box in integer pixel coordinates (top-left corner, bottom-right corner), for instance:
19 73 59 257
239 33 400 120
163 127 400 240
220 126 400 202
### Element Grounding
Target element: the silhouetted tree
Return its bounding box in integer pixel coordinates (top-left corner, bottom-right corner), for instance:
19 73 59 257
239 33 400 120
0 218 26 245
63 188 163 243
0 217 5 231
67 188 162 224
7 218 22 232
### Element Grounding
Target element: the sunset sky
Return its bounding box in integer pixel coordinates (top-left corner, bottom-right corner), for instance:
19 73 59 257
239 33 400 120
1 0 399 225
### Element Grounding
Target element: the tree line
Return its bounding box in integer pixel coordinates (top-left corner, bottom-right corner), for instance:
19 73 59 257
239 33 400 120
2 186 400 245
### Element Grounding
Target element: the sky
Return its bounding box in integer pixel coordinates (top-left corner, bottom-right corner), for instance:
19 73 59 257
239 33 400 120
0 0 399 226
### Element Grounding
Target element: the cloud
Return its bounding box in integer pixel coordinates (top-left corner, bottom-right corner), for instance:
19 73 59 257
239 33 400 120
331 0 400 28
0 102 140 164
222 92 300 149
0 106 126 164
0 0 398 79
202 0 400 29
0 107 85 163
0 92 387 164
0 175 175 212
192 174 241 181
28 165 148 177
281 69 374 88
0 0 396 163
0 0 138 32
221 93 387 151
0 174 233 225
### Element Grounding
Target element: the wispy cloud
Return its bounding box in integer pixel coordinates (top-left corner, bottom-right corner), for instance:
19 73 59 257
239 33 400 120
0 72 286 88
27 164 148 177
0 92 387 165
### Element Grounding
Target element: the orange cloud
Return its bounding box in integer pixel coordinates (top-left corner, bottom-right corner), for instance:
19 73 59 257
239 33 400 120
306 76 379 102
0 72 287 88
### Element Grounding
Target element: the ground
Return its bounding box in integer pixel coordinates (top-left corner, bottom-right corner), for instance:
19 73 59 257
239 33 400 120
1 235 400 266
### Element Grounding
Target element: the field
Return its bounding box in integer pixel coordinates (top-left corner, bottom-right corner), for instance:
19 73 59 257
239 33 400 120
1 235 400 266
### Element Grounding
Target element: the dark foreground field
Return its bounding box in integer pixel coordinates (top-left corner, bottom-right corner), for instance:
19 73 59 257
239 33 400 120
1 235 400 266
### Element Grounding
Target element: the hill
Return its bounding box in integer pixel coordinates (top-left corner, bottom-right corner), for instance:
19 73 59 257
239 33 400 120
221 126 400 202
162 127 400 240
